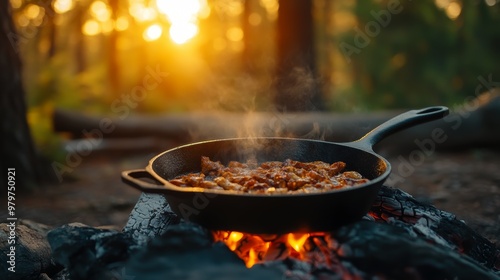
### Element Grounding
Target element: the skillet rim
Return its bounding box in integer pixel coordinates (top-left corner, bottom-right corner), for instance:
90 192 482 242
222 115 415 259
144 137 391 197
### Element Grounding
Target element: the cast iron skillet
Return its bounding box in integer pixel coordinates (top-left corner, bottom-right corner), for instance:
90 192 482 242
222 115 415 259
122 106 448 234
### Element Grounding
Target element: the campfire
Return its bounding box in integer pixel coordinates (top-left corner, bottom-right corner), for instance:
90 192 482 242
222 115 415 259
213 231 318 268
210 206 396 269
40 186 500 279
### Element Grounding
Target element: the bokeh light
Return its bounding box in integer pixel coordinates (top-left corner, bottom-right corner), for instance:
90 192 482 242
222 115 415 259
82 20 101 36
434 0 450 9
128 1 157 22
25 4 41 20
156 0 207 44
115 16 130 31
156 0 202 22
90 1 111 22
485 0 497 6
446 2 462 19
169 22 198 44
143 24 163 41
53 0 74 14
10 0 22 9
260 0 279 20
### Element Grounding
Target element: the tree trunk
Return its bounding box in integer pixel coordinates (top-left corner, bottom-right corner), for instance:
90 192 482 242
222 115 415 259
74 1 86 73
108 0 120 96
242 0 253 72
44 1 57 59
0 2 40 190
275 0 322 111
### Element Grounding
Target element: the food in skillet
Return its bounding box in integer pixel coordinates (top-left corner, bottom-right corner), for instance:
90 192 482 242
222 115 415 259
169 156 369 194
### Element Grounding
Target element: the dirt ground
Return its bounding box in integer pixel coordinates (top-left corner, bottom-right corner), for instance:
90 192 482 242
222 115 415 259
9 147 500 246
388 147 500 245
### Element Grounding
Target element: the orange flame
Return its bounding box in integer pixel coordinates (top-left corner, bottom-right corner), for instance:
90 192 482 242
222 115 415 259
213 231 313 268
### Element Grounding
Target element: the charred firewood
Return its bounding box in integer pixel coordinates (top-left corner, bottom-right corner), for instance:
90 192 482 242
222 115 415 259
122 193 181 246
40 185 499 279
331 221 500 279
47 223 137 280
370 186 499 270
124 223 283 279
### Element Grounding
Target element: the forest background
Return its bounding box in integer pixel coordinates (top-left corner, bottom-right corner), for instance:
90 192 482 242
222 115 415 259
7 0 500 162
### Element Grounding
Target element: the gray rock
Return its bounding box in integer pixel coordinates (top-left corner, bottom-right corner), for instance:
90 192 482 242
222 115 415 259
0 220 56 280
47 223 136 280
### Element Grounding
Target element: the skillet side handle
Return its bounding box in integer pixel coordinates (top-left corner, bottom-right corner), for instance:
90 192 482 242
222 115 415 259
353 106 449 150
121 169 168 193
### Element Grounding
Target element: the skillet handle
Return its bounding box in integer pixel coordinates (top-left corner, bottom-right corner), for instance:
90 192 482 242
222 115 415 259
352 106 449 150
121 169 168 193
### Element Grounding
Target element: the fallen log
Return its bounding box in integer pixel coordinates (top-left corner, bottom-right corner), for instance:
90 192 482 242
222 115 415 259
52 92 500 153
53 108 395 143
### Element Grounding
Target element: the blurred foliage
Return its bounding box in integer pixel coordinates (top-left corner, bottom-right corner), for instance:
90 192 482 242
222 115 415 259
330 0 500 111
8 0 500 157
27 102 66 161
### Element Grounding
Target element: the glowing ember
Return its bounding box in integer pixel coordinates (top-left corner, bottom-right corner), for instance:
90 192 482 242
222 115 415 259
213 231 323 268
212 213 382 268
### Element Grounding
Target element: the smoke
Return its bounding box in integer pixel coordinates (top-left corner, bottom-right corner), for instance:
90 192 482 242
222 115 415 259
197 71 273 112
190 65 327 145
273 66 323 112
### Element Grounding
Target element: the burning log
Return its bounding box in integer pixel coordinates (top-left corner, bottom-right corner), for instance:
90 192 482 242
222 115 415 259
9 185 492 279
124 223 283 279
118 185 499 278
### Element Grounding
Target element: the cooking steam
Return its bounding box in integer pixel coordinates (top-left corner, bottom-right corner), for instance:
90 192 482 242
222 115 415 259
192 66 326 145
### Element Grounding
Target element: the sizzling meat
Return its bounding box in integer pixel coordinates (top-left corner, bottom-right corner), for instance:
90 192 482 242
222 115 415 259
169 157 369 194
